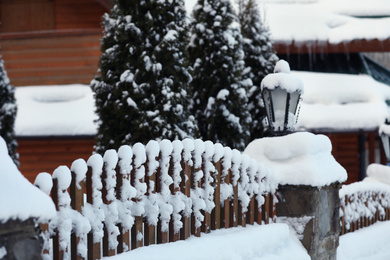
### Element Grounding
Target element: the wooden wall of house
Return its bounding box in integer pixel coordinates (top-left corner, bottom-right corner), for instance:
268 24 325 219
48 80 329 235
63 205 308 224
0 0 108 33
323 131 383 184
17 137 95 183
0 30 102 86
0 0 108 86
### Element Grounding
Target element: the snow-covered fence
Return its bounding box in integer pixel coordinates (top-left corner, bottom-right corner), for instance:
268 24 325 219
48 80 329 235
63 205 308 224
34 139 277 260
340 181 390 235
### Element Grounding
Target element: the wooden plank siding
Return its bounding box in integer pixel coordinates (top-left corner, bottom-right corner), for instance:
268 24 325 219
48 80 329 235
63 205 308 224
17 137 95 183
0 0 108 86
55 0 107 30
0 29 102 86
320 130 384 184
326 133 361 184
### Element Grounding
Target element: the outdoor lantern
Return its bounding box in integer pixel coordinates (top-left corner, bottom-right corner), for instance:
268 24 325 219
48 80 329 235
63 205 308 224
261 60 304 136
380 121 390 165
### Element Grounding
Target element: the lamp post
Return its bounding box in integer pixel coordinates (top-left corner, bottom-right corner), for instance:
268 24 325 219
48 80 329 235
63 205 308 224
379 120 390 165
261 60 304 136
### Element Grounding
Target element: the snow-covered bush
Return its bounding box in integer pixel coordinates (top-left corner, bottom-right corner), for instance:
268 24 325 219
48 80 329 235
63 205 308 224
0 55 18 166
238 0 278 139
91 0 198 153
188 0 252 151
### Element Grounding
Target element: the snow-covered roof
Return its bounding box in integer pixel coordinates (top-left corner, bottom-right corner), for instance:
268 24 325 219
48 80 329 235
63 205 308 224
15 84 97 137
0 136 56 222
185 0 390 46
294 71 390 131
14 70 390 136
263 0 390 44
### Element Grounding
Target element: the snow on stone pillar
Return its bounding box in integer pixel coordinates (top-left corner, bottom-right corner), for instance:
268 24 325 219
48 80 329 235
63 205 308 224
244 132 347 260
0 137 56 260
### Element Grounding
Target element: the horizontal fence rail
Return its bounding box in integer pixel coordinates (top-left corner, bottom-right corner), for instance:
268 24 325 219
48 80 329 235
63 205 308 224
34 139 277 260
340 181 390 235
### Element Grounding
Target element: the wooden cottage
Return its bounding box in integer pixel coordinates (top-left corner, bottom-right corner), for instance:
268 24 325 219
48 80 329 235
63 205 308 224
0 0 109 182
1 0 390 184
266 1 390 184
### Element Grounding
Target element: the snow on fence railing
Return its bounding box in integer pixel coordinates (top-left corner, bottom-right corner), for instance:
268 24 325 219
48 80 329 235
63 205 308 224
339 181 390 235
33 139 277 260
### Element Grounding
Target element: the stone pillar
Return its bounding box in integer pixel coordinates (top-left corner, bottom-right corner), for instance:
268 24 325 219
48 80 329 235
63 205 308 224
276 183 341 260
0 218 43 260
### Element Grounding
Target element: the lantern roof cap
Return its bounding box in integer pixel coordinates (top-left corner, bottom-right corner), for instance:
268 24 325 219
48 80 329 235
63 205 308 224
274 60 291 73
261 72 304 94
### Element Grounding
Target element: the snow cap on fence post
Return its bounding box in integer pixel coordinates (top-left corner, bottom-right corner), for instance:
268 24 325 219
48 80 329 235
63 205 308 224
71 159 88 190
244 132 347 187
34 172 53 196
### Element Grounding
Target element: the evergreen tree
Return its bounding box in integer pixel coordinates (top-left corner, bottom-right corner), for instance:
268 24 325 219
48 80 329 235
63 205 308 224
91 0 198 153
189 0 252 150
0 55 18 166
238 0 278 139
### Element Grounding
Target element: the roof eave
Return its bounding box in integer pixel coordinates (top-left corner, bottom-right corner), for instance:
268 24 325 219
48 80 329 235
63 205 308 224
274 38 390 54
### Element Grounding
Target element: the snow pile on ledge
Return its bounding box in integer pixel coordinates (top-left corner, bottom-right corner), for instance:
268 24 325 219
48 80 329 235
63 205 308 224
104 223 310 260
0 137 56 222
365 163 390 185
244 132 347 186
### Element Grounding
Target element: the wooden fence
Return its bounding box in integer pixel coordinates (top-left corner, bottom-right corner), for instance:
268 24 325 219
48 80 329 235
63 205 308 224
340 181 390 235
34 139 277 260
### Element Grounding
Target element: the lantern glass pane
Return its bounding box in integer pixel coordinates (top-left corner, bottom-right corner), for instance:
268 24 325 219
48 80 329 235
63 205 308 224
262 89 273 125
271 87 288 131
287 91 301 130
381 134 390 162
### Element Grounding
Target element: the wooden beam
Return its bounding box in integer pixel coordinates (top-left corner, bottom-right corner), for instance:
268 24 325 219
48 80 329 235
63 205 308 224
274 38 390 54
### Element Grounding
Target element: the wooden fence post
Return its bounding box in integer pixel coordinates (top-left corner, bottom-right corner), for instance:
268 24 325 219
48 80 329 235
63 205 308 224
131 143 146 250
116 145 134 253
34 172 53 259
70 159 88 260
213 159 222 230
180 139 194 240
86 154 104 260
51 177 61 260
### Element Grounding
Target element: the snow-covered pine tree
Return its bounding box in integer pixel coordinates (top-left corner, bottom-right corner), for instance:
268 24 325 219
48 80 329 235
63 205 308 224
0 55 18 166
189 0 252 150
91 0 198 153
238 0 278 139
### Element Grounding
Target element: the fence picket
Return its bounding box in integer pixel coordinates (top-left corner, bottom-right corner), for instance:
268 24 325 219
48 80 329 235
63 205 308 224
131 143 146 249
181 139 194 240
70 159 87 260
86 154 104 260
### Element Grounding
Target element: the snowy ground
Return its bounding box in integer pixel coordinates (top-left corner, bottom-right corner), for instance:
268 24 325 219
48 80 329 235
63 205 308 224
102 221 390 260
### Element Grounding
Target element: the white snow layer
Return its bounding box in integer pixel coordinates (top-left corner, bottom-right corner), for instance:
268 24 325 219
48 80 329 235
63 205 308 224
244 132 347 186
0 137 55 222
103 223 310 260
338 221 390 260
